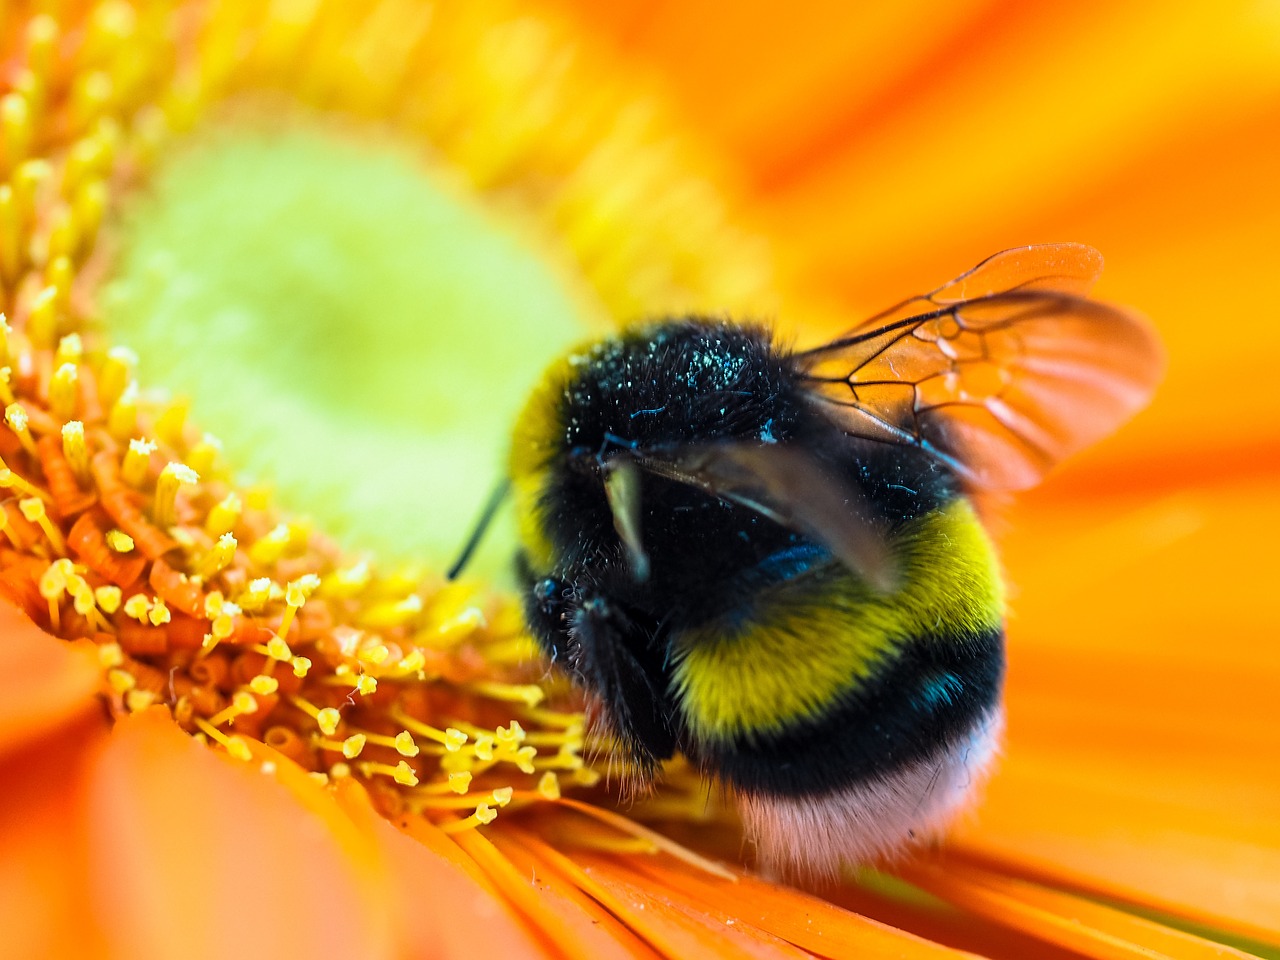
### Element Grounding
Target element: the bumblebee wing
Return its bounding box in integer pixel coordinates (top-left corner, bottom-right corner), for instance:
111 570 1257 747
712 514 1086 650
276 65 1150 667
794 243 1163 491
634 443 899 592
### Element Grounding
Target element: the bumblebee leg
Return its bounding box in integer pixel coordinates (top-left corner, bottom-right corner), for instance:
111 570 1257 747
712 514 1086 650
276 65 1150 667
570 594 677 775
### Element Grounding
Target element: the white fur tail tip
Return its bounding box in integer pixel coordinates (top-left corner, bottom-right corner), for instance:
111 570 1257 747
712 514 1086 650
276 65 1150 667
738 708 1003 884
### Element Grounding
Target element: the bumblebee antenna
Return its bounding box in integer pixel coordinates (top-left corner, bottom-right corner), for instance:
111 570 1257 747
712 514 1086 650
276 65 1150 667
446 478 511 581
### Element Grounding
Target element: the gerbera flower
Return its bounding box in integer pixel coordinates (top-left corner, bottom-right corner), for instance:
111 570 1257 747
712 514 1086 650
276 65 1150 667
1 2 1276 958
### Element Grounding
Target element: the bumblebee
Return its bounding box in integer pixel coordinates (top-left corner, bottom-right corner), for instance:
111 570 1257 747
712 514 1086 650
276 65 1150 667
497 244 1161 878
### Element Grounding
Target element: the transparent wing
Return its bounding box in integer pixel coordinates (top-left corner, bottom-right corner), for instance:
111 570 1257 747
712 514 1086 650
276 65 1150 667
632 444 899 592
794 243 1163 490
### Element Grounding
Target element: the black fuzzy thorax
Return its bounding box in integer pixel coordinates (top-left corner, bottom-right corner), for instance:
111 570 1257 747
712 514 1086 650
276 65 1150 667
532 318 955 624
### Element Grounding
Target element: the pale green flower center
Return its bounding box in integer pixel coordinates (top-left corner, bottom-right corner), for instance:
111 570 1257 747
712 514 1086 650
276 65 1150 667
104 121 589 570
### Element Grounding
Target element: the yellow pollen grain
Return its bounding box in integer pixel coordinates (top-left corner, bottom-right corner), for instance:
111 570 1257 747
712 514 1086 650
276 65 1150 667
249 674 279 696
94 585 122 614
195 718 252 762
122 593 150 622
107 381 138 440
49 363 77 419
20 498 65 554
147 597 170 626
290 656 311 678
106 668 135 694
248 523 290 566
105 529 134 553
60 421 89 481
317 707 342 736
153 461 198 528
98 346 135 409
198 533 236 578
449 771 473 794
96 642 124 670
537 772 561 800
466 681 545 708
125 688 157 712
122 437 156 488
4 403 36 455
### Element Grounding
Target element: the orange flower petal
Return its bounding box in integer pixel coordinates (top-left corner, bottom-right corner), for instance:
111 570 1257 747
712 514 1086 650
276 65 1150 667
902 860 1258 960
85 708 397 960
333 782 559 960
609 845 974 959
0 714 110 959
0 599 102 756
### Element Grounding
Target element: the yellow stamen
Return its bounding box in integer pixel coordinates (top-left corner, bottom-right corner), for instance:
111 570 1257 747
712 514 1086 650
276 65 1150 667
320 561 371 598
207 690 259 727
264 636 292 661
153 396 188 448
122 437 156 488
248 523 290 565
49 362 77 420
0 466 53 503
0 315 9 366
0 367 14 406
390 706 468 752
198 532 236 579
107 381 138 440
316 708 342 736
236 577 273 611
194 717 252 762
53 334 83 369
4 403 37 455
19 498 65 554
341 734 366 759
465 681 545 708
26 286 59 349
274 573 320 640
355 674 377 696
491 787 514 807
60 421 90 482
186 433 222 477
359 593 422 629
105 529 134 553
439 803 497 833
359 760 419 787
106 668 135 694
98 346 135 409
153 461 198 527
290 656 311 678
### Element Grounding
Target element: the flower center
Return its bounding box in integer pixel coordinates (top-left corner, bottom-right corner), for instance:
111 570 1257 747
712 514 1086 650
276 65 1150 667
102 119 592 569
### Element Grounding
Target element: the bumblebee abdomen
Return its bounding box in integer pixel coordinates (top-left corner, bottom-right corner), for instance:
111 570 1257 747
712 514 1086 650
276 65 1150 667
671 498 1004 797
